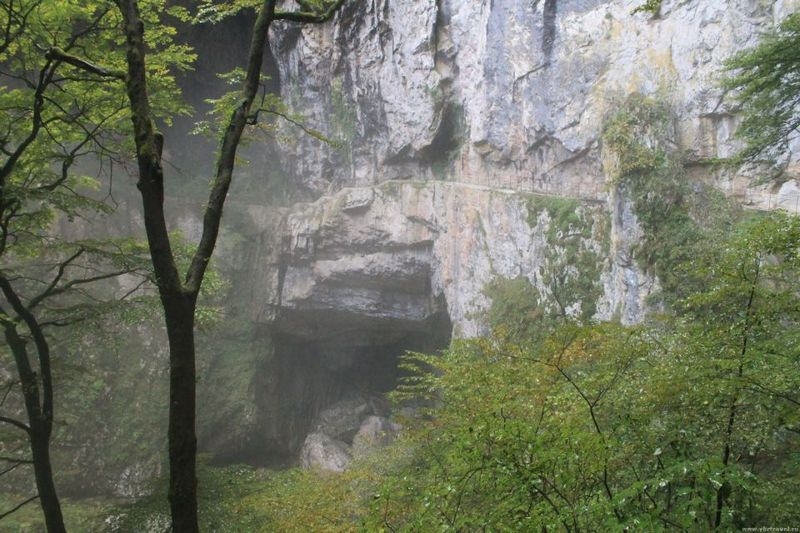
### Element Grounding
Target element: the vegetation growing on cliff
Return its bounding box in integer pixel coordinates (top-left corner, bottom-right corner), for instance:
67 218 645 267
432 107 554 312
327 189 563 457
602 94 741 302
633 0 662 17
530 197 608 320
724 12 800 172
485 276 545 341
485 197 608 329
602 95 694 289
330 79 358 157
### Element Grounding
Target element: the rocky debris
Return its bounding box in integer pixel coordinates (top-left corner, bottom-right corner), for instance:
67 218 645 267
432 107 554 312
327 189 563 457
300 432 352 472
300 399 400 472
311 395 380 443
352 416 402 459
114 463 160 499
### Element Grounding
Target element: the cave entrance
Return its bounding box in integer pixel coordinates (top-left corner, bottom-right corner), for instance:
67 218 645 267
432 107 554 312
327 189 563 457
260 306 452 463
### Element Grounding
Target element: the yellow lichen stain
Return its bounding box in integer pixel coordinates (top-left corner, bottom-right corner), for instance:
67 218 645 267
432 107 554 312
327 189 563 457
645 46 678 81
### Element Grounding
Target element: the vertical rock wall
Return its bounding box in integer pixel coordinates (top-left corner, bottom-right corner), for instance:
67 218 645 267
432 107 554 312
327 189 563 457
209 0 800 463
253 0 800 338
270 0 799 204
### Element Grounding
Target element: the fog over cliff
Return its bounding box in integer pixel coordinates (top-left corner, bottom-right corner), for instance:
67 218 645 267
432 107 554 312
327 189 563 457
29 0 800 495
146 0 797 475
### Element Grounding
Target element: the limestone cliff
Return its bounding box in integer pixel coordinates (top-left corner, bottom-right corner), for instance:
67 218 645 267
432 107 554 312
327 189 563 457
272 0 800 204
249 0 800 338
16 0 800 494
193 0 800 464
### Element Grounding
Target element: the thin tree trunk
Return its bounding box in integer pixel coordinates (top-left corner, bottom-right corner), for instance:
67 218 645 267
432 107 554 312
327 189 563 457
29 426 65 533
116 2 195 529
714 268 758 529
2 322 65 533
163 294 199 532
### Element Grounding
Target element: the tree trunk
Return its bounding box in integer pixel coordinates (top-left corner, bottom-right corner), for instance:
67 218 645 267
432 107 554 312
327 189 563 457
163 293 199 532
2 321 65 533
29 424 66 533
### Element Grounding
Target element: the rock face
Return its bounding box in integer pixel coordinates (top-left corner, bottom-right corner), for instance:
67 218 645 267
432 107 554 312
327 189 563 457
206 178 642 462
258 180 635 337
249 182 454 456
272 0 799 204
208 0 800 463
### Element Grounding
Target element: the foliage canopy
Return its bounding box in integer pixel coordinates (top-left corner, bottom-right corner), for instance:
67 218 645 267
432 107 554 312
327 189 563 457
369 212 800 531
100 212 800 532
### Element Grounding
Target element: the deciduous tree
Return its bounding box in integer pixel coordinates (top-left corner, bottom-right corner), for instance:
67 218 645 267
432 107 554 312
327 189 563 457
114 0 346 529
371 213 800 530
724 12 800 170
0 1 181 530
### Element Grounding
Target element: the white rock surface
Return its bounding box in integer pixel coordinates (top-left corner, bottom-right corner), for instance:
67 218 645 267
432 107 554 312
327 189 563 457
258 180 648 338
352 416 402 458
777 180 800 214
300 432 352 472
271 0 796 201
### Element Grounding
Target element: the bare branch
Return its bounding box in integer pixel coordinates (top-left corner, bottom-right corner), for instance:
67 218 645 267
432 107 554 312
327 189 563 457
257 107 331 143
745 378 800 407
0 461 28 477
0 494 39 521
0 415 30 434
0 277 55 424
118 277 149 301
0 379 17 407
27 248 85 311
0 455 33 464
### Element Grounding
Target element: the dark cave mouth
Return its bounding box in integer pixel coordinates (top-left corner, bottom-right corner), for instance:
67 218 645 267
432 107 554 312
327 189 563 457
267 308 453 459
